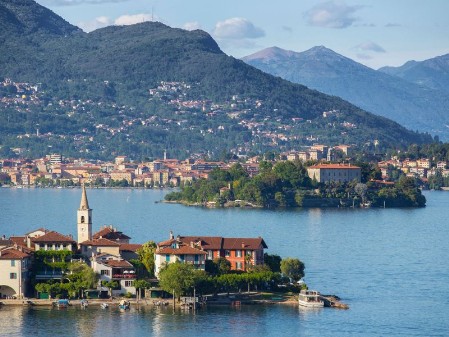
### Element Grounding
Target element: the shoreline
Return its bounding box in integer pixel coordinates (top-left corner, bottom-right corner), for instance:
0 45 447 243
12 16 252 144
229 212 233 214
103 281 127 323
0 293 348 309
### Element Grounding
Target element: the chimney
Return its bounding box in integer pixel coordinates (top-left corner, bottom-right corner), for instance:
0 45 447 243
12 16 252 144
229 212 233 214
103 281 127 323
241 242 245 248
190 241 194 248
169 231 174 240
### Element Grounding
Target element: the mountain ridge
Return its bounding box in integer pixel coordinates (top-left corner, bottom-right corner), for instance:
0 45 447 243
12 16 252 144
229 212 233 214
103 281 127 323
242 46 449 139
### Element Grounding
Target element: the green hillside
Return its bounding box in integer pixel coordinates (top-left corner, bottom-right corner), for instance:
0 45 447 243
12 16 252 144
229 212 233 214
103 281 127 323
0 0 433 160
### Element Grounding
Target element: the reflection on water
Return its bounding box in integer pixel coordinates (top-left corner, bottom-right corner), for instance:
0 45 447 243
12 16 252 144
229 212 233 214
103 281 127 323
1 190 449 336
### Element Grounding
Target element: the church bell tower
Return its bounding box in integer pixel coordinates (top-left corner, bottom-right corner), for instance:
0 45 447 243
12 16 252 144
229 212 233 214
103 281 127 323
77 184 92 244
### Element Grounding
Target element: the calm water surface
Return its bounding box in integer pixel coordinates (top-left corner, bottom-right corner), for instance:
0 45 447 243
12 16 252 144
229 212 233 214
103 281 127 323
0 188 448 336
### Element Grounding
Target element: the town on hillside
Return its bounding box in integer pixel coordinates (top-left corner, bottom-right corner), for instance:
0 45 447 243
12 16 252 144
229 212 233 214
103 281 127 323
1 146 448 189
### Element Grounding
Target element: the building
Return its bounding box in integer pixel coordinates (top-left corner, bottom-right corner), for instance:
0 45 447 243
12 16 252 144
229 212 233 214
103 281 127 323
0 246 32 299
307 163 361 183
77 184 92 245
91 253 136 296
154 232 268 276
32 231 77 252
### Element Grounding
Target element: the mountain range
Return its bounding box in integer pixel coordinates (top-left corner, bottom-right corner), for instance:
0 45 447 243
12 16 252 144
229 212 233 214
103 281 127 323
242 46 449 140
0 0 433 160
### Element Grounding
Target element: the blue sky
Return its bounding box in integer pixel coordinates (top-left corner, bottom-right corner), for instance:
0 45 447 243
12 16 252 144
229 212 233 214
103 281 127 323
35 0 449 69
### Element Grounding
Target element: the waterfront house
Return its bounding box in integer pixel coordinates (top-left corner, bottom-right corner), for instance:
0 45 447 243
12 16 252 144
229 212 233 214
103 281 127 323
154 240 206 277
91 253 136 296
32 231 77 252
155 233 268 274
0 245 32 299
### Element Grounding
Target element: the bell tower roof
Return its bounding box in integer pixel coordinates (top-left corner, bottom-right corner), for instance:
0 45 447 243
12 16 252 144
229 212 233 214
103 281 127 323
79 184 90 210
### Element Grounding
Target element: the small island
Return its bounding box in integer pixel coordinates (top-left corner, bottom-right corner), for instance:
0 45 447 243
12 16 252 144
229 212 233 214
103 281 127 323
165 161 426 208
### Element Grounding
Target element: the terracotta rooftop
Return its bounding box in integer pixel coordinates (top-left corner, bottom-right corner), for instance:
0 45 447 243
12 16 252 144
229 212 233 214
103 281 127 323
119 244 142 252
93 226 131 240
102 259 134 268
32 231 75 243
80 238 121 247
0 247 30 259
172 236 268 250
157 245 207 255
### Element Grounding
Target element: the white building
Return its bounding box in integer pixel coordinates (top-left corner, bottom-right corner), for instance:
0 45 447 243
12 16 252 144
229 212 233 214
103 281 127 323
0 246 32 299
91 254 136 296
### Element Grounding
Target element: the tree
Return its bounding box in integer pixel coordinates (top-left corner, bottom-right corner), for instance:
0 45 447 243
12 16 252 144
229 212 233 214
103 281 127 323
264 253 282 273
280 257 305 282
102 280 119 298
158 262 197 300
133 279 150 301
137 241 157 276
205 257 231 276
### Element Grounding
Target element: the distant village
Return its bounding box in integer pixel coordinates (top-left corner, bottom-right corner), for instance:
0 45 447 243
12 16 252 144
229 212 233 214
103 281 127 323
0 145 447 188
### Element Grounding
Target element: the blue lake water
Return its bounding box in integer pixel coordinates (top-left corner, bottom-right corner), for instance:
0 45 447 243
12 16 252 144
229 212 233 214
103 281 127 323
1 187 448 336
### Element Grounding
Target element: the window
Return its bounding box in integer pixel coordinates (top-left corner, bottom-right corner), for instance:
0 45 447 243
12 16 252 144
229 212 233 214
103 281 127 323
124 281 133 287
236 262 242 270
235 250 242 257
246 250 253 256
165 254 170 262
194 255 199 262
81 216 85 223
207 250 213 260
225 250 230 257
11 260 15 267
10 273 17 279
179 254 185 262
101 270 110 276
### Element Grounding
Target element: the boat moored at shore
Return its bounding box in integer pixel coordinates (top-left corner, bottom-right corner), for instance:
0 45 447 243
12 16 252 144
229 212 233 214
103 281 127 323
298 290 324 308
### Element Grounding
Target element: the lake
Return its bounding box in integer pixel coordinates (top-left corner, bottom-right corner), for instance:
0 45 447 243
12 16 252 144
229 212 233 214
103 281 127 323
1 187 448 336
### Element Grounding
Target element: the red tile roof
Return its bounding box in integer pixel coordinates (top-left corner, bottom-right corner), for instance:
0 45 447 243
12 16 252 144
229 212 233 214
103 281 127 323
102 259 134 268
119 244 142 252
0 247 30 259
93 227 131 240
32 231 75 243
157 245 206 255
80 238 121 247
9 236 26 246
172 236 268 250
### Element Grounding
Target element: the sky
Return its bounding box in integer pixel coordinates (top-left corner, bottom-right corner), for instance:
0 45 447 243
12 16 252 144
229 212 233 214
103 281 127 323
35 0 449 69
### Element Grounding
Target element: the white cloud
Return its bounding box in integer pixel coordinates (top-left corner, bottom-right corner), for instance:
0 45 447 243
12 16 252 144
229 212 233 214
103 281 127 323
78 16 111 32
213 18 265 39
183 22 202 31
114 14 152 26
304 1 364 29
356 41 386 53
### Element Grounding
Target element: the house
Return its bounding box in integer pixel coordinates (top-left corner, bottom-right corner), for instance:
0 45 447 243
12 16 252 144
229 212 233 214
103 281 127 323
91 253 136 296
154 237 206 277
154 232 268 275
307 163 361 183
93 225 130 244
79 238 121 258
0 245 32 299
32 231 77 252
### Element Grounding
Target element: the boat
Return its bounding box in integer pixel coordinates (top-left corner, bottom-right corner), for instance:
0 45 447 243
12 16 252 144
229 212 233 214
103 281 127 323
100 303 109 309
298 290 324 308
119 300 130 310
54 299 70 308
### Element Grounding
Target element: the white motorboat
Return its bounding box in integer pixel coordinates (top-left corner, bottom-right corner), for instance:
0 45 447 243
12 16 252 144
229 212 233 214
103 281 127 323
298 290 324 308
